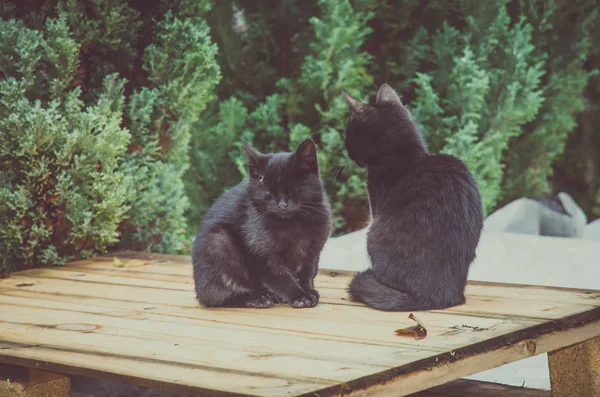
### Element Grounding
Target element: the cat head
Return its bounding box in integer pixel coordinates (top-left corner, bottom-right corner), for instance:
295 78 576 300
342 83 427 167
242 139 325 219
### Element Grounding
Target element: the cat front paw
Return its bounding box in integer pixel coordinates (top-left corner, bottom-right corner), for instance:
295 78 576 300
245 294 274 309
290 290 319 309
266 290 286 304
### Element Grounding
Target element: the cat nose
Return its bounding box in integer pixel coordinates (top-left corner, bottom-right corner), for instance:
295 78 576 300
277 200 288 210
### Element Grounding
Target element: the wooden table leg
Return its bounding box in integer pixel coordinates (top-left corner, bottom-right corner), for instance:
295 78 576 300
0 364 70 397
548 336 600 397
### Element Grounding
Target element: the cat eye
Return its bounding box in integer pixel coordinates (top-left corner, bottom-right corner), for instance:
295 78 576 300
258 174 265 184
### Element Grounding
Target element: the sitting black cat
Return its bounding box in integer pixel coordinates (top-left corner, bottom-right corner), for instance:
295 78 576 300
342 84 484 311
192 139 331 309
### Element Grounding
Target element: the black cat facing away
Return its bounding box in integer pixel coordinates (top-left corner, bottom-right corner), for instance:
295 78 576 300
343 84 484 311
192 139 332 309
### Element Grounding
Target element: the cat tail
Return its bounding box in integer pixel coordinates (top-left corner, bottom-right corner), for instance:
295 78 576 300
348 269 434 311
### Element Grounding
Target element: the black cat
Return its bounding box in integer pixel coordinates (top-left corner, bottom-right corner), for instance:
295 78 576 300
192 139 331 309
342 84 483 311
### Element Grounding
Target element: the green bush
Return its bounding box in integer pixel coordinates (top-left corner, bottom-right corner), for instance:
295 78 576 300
2 0 598 273
0 1 219 273
0 15 131 271
187 0 376 233
366 0 598 214
187 0 599 233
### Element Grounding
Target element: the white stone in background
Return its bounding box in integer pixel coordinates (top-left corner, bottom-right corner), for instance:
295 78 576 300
556 192 587 237
484 198 542 235
319 227 370 272
319 229 600 390
483 192 587 238
582 218 600 241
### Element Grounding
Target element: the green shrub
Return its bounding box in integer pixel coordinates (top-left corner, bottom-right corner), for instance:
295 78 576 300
187 0 376 233
0 16 130 272
2 0 598 273
187 0 599 233
368 0 598 214
0 1 220 273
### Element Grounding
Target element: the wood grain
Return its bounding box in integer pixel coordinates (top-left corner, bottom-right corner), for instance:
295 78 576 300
548 336 600 397
1 252 599 397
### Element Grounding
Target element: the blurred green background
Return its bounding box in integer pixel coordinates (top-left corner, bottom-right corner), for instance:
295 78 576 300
1 0 599 272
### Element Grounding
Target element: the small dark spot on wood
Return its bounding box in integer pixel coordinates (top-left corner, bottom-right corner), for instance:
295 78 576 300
328 271 339 277
542 306 558 311
0 347 10 350
461 324 487 331
174 344 179 346
441 324 488 336
143 307 156 310
249 353 273 359
74 273 86 277
16 283 34 287
338 367 352 370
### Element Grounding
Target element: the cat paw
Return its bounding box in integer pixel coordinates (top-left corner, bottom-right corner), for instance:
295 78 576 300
308 289 320 300
290 291 319 309
266 291 286 304
245 294 274 308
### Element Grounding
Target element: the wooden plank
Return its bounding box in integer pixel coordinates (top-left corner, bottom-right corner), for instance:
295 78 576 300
1 288 599 396
48 257 600 308
0 289 543 364
315 270 600 308
7 269 596 322
548 336 600 397
24 266 600 308
342 320 600 397
0 278 545 351
0 318 380 385
0 298 429 373
0 341 330 397
2 252 600 397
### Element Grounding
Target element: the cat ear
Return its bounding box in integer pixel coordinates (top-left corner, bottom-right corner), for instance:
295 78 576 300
294 138 318 173
342 90 366 115
376 83 402 106
242 143 267 178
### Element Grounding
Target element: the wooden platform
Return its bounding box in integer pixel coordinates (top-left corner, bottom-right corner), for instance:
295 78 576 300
0 252 599 397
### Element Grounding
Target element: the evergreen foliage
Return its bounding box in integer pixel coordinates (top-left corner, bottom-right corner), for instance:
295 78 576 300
367 0 598 214
0 15 131 271
0 0 220 273
188 0 599 232
187 0 377 232
2 0 598 272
